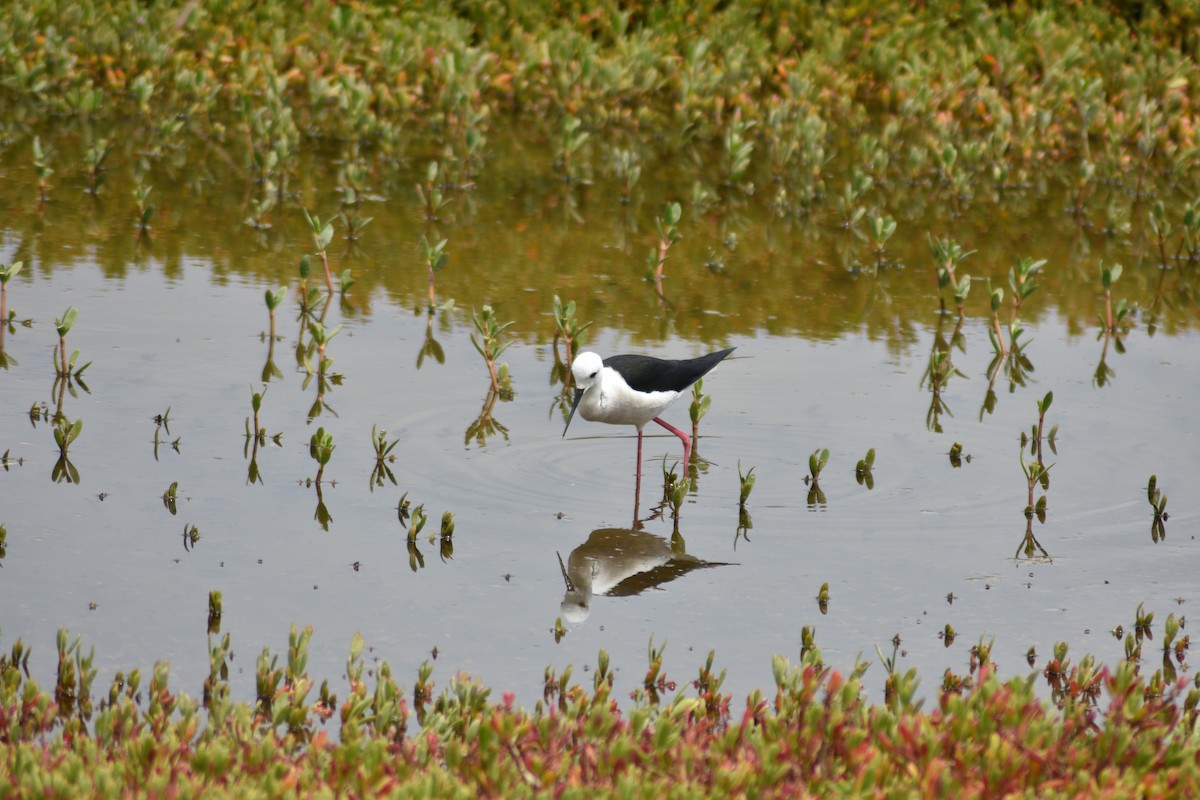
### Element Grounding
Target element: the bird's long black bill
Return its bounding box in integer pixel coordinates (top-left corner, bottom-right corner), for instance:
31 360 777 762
556 551 574 591
562 388 584 438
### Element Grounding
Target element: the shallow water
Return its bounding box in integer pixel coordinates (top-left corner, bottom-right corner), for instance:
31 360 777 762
1 123 1197 710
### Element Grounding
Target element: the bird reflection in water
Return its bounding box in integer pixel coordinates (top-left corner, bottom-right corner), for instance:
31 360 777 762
557 528 730 624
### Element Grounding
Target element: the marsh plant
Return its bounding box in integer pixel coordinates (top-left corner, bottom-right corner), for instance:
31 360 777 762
1099 262 1132 333
32 136 53 203
807 447 829 495
369 424 399 491
51 416 82 484
416 161 451 221
152 406 180 461
82 138 111 195
738 461 756 507
855 448 876 489
470 304 514 397
465 387 510 448
309 427 335 530
309 427 335 486
306 320 342 378
648 202 682 300
928 235 973 314
182 522 201 552
53 306 90 382
302 209 336 293
264 286 287 341
555 116 590 183
869 214 898 267
0 260 21 327
132 181 154 232
689 378 712 454
1020 448 1053 521
1147 474 1169 543
162 481 179 516
245 385 269 447
419 234 452 313
551 295 591 371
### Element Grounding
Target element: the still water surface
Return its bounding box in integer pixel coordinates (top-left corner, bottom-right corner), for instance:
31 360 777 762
1 127 1197 709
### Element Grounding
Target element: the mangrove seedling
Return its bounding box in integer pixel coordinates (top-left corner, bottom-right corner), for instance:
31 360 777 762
1016 516 1050 560
416 161 451 220
54 307 90 380
132 182 154 232
1020 448 1053 519
409 503 428 543
53 415 82 456
941 624 957 648
738 461 756 507
800 626 817 664
855 448 876 488
555 116 590 183
1148 474 1168 543
1033 391 1059 456
309 427 335 485
869 214 898 266
470 305 514 395
338 268 354 297
1099 262 1131 333
369 425 399 490
1148 200 1174 269
928 234 973 313
419 234 451 312
807 447 830 488
722 113 756 188
817 582 830 615
837 170 872 230
552 295 591 368
82 138 111 195
183 523 200 552
667 474 690 525
264 286 287 341
647 202 681 300
54 628 97 722
689 378 711 452
613 148 642 204
465 387 510 447
208 590 223 635
152 407 180 461
987 284 1007 356
302 208 336 293
396 491 411 528
0 260 21 326
51 419 81 486
245 385 268 447
32 136 53 203
306 320 342 374
162 481 179 515
1007 255 1044 330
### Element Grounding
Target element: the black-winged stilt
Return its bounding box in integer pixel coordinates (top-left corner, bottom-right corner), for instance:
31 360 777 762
562 347 735 479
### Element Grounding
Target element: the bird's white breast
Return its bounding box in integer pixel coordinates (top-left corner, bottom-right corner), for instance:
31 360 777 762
578 367 680 427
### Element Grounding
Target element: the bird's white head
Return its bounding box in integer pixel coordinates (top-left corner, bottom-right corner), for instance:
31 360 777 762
570 351 603 389
563 351 604 438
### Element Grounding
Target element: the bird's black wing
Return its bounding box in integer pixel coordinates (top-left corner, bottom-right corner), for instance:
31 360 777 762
604 347 735 394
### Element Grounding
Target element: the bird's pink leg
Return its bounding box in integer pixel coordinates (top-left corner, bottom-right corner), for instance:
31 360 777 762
653 417 692 466
635 428 644 482
634 428 645 509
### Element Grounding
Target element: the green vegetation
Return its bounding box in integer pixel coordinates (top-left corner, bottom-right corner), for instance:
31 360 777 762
3 627 1199 796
